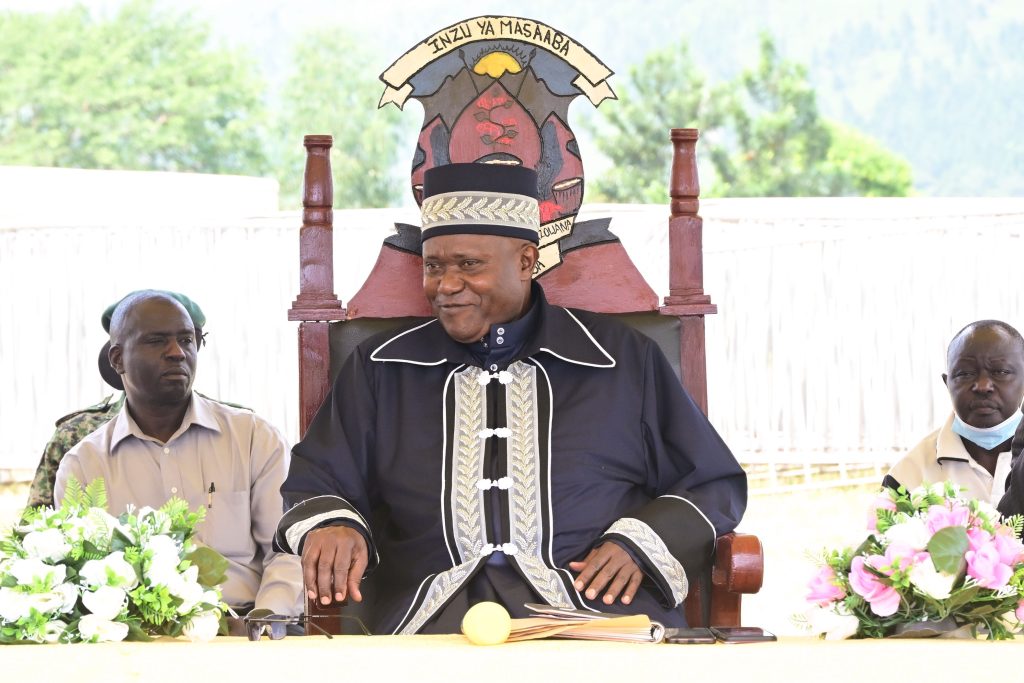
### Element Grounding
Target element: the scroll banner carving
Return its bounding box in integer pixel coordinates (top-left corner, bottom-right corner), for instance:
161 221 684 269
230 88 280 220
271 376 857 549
379 16 615 109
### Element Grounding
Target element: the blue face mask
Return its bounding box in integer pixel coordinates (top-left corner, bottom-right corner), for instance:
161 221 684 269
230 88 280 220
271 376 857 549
952 411 1023 451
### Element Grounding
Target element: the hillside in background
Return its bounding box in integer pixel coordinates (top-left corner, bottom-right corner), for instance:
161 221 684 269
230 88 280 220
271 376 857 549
5 0 1023 196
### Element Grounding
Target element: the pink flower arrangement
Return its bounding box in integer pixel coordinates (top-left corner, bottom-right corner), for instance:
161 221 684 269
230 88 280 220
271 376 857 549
993 530 1024 566
925 503 970 534
848 557 900 616
963 528 1023 590
966 544 1013 589
807 566 845 606
867 494 897 532
967 527 992 552
804 483 1024 640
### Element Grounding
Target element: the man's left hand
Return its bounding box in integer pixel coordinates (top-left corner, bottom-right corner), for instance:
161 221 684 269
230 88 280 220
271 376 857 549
568 542 643 606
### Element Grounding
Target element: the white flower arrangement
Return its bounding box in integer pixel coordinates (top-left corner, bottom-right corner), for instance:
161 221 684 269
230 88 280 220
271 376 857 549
0 479 227 644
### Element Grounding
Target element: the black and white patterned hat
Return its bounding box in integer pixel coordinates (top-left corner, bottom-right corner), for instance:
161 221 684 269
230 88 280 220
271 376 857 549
421 163 540 244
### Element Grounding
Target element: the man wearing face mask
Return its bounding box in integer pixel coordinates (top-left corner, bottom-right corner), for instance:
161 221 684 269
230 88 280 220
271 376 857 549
884 320 1024 504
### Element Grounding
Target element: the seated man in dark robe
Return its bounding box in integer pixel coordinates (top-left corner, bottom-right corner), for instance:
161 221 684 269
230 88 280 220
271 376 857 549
274 163 747 634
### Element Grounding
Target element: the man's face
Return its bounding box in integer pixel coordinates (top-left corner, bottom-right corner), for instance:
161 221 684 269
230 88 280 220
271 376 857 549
110 298 197 407
944 327 1024 427
423 234 536 343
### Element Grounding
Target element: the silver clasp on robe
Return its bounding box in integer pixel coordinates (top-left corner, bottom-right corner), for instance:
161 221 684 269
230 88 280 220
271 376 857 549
476 476 513 491
477 370 514 386
481 542 519 556
477 427 512 440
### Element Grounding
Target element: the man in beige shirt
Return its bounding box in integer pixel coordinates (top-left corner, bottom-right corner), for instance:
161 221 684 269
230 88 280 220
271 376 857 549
885 320 1024 504
54 291 302 617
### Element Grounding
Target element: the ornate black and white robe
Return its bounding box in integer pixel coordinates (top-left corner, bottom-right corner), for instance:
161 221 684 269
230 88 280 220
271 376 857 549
275 287 747 633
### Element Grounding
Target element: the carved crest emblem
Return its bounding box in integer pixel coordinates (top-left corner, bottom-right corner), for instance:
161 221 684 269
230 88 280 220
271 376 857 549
380 16 615 275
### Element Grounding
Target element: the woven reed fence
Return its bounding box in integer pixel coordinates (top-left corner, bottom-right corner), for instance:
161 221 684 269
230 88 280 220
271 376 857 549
3 197 1023 492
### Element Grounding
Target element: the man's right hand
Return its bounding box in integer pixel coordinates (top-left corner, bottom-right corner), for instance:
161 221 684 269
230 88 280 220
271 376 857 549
301 526 368 606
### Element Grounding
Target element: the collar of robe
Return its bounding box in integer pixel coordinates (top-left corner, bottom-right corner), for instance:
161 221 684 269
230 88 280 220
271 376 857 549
370 283 616 369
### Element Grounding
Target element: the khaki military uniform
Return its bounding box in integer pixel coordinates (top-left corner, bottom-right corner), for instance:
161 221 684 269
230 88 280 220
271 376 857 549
27 392 249 508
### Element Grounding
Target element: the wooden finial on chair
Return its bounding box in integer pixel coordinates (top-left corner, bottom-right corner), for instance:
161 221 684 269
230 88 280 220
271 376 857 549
669 128 700 218
663 128 713 310
662 128 715 415
288 135 344 322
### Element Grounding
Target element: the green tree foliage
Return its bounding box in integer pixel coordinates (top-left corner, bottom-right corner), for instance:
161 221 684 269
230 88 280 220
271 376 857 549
0 0 268 174
274 28 403 209
823 122 913 197
707 35 834 196
587 35 913 199
586 43 724 203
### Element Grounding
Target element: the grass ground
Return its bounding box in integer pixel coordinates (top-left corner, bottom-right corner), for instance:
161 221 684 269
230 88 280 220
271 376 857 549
0 480 878 635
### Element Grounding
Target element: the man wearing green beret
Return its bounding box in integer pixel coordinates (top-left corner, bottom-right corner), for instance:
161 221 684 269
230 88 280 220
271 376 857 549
26 291 207 508
53 290 303 618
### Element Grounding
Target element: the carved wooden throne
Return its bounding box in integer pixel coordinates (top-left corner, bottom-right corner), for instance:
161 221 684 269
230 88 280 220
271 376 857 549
288 129 763 630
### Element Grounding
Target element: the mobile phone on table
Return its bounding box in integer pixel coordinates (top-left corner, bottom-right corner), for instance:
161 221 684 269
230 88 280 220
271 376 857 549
710 626 776 643
663 627 716 644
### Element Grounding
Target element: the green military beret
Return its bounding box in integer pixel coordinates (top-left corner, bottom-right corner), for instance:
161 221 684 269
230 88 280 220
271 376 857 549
101 290 206 333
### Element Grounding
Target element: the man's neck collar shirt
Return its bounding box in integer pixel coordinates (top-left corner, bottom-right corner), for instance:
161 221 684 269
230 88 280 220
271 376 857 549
111 393 220 452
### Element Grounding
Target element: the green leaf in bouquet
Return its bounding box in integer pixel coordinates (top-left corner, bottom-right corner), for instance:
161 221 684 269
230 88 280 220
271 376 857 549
84 479 108 511
164 620 185 638
927 526 969 575
188 545 229 587
124 619 153 642
961 603 1005 618
986 623 1015 640
942 584 981 611
893 486 920 515
123 546 142 566
826 549 853 573
0 626 27 644
130 584 175 627
967 500 997 532
1005 515 1024 538
875 508 899 533
159 498 205 540
81 540 107 561
219 612 230 636
160 497 188 519
110 527 134 552
852 536 881 559
62 478 85 513
0 537 22 556
16 506 41 527
844 594 864 611
1012 567 1024 592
